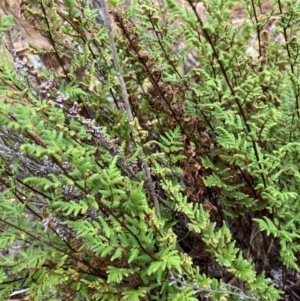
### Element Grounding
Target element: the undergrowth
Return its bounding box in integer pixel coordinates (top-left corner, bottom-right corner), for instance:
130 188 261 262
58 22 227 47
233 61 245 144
0 0 299 300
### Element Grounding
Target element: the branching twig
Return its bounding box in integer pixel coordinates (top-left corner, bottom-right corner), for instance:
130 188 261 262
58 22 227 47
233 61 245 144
168 270 258 301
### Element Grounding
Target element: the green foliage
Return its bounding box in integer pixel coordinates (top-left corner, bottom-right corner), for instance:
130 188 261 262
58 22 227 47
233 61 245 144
0 0 300 300
0 15 13 38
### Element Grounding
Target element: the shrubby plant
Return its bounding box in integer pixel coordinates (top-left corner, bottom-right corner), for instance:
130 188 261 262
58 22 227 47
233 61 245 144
0 0 299 300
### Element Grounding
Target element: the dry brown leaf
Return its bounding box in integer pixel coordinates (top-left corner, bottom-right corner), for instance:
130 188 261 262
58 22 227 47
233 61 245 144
0 0 51 49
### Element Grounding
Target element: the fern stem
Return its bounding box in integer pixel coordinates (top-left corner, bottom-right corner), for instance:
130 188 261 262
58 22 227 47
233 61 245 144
250 0 262 58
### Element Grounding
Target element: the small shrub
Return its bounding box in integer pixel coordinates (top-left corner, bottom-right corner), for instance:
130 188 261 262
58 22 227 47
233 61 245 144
0 0 299 300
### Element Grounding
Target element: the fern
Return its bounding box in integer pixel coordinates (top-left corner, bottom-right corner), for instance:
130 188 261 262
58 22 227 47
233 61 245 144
0 0 299 300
